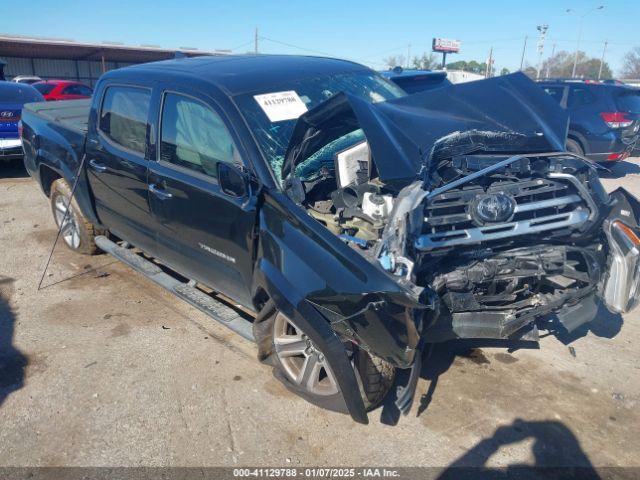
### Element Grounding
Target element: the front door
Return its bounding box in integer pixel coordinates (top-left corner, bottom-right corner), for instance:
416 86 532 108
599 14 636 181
86 84 157 254
148 90 257 308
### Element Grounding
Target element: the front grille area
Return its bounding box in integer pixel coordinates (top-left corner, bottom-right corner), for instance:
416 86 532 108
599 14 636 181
415 176 591 250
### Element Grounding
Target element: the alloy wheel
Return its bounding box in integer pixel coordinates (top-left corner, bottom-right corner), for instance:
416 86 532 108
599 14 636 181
273 312 339 396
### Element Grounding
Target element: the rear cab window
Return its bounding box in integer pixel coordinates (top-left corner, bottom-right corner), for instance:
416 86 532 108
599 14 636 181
99 85 151 155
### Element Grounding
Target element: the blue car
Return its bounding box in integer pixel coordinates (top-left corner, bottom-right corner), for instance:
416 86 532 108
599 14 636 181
0 81 44 162
380 67 450 94
537 80 640 162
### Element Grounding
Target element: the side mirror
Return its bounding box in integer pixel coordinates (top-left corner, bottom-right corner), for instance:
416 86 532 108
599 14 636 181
218 162 249 198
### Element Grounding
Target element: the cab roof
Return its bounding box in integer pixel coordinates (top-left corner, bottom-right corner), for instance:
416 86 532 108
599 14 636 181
104 54 370 96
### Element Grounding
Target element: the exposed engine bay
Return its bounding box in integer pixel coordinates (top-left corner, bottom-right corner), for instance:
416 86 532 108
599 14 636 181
282 73 640 344
294 139 617 341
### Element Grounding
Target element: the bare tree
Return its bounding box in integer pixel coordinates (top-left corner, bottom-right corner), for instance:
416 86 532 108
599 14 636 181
621 47 640 78
412 53 439 70
383 55 405 69
532 50 612 79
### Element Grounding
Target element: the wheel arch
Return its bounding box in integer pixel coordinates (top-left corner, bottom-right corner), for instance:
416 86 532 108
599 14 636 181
251 257 369 424
567 130 588 154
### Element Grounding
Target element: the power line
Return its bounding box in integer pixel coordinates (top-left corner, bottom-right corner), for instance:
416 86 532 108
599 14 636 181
229 40 254 52
259 36 336 57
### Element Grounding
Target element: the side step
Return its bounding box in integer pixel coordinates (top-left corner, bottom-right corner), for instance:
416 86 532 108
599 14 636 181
95 235 255 342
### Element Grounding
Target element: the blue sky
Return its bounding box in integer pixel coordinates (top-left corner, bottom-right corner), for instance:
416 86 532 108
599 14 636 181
1 0 638 74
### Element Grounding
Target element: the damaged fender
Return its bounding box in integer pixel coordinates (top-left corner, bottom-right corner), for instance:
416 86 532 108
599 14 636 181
250 192 432 422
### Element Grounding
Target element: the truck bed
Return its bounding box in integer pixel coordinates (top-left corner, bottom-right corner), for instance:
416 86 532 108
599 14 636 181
23 99 90 135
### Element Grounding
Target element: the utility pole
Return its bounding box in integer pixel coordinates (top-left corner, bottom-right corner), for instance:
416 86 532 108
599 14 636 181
406 44 411 68
520 35 528 70
545 42 556 79
598 39 608 80
567 6 605 78
486 47 493 78
536 24 548 80
254 27 259 54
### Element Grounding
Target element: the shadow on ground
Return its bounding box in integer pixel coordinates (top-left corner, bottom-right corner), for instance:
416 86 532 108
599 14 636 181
0 159 29 179
0 276 27 407
379 300 623 426
437 419 600 479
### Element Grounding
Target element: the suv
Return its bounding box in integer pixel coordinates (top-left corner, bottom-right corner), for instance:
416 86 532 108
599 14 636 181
538 80 640 162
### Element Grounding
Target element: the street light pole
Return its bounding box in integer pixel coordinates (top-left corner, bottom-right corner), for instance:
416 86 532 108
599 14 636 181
536 24 549 80
520 35 528 70
567 6 604 78
598 39 608 80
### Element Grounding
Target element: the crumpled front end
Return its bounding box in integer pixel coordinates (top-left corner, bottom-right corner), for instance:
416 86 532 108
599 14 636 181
281 72 640 362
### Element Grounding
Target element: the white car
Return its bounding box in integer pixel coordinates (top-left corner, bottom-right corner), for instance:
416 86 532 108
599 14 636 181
12 75 43 85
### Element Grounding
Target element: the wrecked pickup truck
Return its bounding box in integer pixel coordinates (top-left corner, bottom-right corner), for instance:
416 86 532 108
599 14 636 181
21 55 640 424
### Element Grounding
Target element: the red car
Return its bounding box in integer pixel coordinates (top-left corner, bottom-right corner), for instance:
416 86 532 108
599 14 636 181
32 80 93 101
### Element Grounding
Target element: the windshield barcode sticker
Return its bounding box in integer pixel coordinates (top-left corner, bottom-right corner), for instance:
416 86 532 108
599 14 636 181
253 91 308 122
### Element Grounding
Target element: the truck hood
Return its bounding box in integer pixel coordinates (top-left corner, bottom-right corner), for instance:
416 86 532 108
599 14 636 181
282 72 569 187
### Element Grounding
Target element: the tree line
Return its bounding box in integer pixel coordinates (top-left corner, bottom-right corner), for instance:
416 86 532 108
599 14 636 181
383 47 640 79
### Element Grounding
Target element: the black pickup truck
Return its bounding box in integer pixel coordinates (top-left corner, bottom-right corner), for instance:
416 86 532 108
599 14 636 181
21 55 640 424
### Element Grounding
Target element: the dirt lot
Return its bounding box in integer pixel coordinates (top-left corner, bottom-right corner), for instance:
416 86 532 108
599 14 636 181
1 158 640 470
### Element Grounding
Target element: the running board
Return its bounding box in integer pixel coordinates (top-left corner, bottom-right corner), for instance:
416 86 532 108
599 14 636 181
95 235 255 342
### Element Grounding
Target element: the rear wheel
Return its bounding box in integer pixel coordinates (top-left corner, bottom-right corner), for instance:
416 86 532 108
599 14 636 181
566 138 584 156
50 178 100 255
267 311 394 411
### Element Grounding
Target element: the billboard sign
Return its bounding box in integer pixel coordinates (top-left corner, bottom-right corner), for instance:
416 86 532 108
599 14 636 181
432 38 461 53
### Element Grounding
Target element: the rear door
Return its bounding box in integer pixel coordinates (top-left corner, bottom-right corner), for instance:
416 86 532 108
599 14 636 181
85 84 158 254
147 88 257 307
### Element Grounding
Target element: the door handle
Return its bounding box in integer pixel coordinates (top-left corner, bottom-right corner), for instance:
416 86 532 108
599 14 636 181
88 159 107 173
149 183 173 200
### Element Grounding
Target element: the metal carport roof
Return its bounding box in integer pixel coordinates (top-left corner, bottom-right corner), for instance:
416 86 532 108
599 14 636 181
0 34 228 63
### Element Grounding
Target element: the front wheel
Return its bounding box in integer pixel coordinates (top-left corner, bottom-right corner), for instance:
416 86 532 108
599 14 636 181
50 178 100 255
267 311 395 411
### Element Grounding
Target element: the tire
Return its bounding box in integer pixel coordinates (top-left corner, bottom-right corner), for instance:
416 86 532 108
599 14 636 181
49 178 100 255
566 138 584 156
353 348 395 410
257 310 394 412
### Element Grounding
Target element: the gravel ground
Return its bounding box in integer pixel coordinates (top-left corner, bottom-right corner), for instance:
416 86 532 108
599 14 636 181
0 158 639 469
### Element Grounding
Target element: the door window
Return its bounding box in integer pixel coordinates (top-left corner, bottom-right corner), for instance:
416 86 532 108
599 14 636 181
99 85 151 154
542 86 564 104
63 84 92 96
567 86 595 108
159 92 240 178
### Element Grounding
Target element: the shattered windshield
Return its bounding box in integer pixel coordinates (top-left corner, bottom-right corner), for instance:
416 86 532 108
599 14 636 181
234 71 405 185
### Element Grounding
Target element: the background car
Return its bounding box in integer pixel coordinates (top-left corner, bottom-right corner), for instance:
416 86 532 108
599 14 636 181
12 75 42 85
380 66 451 93
538 79 640 162
0 81 44 161
32 80 93 101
